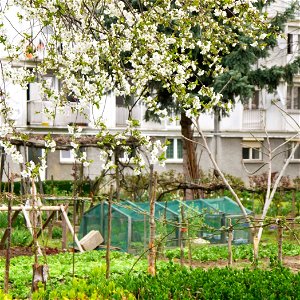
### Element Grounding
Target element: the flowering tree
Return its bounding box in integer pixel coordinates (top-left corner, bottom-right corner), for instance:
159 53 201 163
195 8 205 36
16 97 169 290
1 0 297 230
0 0 281 175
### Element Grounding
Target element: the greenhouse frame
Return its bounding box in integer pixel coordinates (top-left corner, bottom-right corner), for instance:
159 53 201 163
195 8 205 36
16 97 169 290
78 197 253 253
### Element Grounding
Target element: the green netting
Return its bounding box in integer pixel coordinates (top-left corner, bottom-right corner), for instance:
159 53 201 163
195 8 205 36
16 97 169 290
201 197 252 215
78 197 252 252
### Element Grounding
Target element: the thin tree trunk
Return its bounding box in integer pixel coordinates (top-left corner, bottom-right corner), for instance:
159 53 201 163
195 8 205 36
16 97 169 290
115 150 120 202
106 185 113 279
180 202 185 266
72 163 78 278
187 218 192 267
213 108 221 166
196 123 251 224
4 194 12 294
31 179 48 293
292 190 296 229
148 168 157 276
0 147 5 194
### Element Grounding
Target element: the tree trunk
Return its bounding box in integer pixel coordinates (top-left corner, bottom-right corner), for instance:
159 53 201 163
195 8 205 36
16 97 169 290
180 112 200 199
0 147 5 193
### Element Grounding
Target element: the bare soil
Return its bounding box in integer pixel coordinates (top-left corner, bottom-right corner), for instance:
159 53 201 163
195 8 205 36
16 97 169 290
0 246 61 257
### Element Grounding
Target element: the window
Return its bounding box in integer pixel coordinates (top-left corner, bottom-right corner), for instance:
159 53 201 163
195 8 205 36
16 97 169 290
60 150 76 164
244 90 260 110
27 75 58 102
287 86 300 110
118 146 137 163
166 138 183 161
242 140 262 161
287 33 293 54
28 147 46 180
287 33 300 54
287 142 300 161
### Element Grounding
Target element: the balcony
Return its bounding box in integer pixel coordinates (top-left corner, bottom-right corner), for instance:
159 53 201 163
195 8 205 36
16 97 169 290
27 100 90 127
242 109 266 130
116 104 141 127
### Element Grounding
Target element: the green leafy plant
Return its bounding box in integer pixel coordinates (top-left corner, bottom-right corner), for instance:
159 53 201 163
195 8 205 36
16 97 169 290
11 229 31 246
165 242 300 262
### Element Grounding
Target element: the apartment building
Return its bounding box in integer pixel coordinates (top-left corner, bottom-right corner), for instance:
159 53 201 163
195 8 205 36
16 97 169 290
0 1 299 185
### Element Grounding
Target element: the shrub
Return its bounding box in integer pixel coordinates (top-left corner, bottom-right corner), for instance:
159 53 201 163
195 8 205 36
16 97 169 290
0 213 25 229
51 227 62 239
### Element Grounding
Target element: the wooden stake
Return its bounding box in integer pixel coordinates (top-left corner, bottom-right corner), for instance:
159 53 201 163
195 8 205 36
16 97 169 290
292 190 296 229
228 218 233 267
180 189 186 266
32 263 49 292
61 206 68 250
106 185 113 279
278 220 283 264
187 219 192 267
253 236 259 265
0 206 62 211
0 211 20 249
4 194 12 294
28 211 56 247
148 169 157 276
60 205 84 252
115 150 120 202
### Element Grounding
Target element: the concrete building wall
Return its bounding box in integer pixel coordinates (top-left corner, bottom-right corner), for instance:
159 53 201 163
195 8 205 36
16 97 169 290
47 151 75 181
